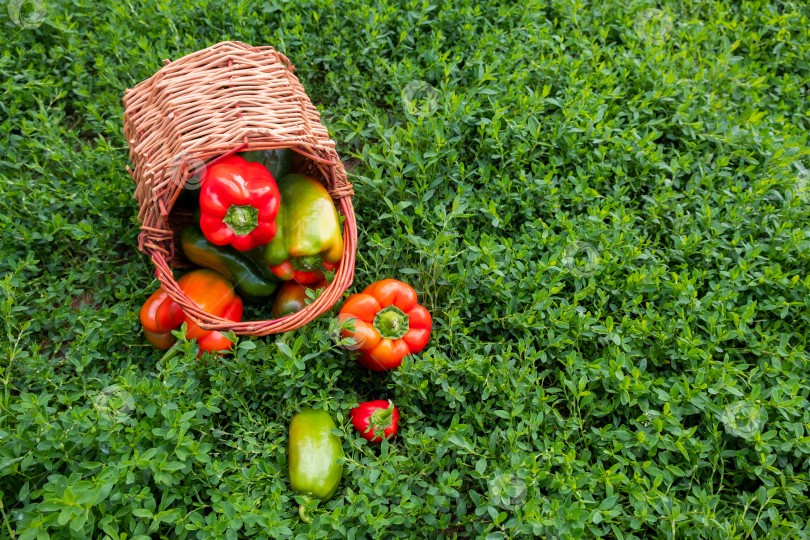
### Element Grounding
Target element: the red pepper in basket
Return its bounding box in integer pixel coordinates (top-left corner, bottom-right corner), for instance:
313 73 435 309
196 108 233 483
140 289 185 350
199 155 281 252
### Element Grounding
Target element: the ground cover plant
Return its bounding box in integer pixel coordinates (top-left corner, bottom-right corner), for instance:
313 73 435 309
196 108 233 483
1 0 809 538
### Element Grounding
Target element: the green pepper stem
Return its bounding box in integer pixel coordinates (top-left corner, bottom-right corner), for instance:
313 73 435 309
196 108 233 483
299 504 311 523
222 204 259 236
373 305 409 340
159 342 184 363
292 255 325 272
369 400 395 435
298 496 316 523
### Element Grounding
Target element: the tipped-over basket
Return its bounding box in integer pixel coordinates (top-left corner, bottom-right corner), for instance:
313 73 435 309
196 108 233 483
123 41 356 335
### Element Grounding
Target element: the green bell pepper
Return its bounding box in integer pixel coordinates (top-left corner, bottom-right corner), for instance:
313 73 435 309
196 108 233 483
180 225 280 303
288 408 344 521
250 174 343 285
239 148 294 180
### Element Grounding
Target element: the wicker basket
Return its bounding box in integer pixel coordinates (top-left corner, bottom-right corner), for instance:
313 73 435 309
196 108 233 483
123 41 356 335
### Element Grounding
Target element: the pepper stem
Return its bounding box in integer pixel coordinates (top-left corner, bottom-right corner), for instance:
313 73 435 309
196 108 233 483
159 342 184 363
222 204 259 236
299 504 312 523
298 496 317 523
369 400 395 438
373 305 409 340
292 255 325 272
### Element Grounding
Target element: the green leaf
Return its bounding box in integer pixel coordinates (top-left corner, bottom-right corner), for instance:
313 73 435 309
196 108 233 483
599 496 618 511
276 341 294 358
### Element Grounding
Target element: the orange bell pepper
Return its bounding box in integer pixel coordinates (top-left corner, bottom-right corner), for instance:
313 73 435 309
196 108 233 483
140 269 244 357
337 279 432 371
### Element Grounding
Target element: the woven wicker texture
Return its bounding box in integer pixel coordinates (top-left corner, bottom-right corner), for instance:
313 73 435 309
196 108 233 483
123 41 356 335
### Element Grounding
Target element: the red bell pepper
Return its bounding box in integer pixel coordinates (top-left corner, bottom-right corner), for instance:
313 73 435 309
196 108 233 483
337 279 432 371
199 155 281 252
350 400 399 443
140 269 244 357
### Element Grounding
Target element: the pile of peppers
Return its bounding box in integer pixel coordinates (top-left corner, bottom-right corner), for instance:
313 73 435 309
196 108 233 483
140 148 346 357
138 147 434 523
197 153 344 290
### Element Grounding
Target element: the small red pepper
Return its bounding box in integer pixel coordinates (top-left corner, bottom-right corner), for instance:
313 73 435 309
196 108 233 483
350 400 399 443
199 155 281 252
140 289 184 350
139 269 244 357
338 279 432 371
271 279 328 319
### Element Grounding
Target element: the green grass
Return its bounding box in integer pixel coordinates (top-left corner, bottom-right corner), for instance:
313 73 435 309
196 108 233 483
2 0 810 538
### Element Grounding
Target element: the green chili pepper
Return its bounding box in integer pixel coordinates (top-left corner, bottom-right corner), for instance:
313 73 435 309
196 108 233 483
180 225 280 303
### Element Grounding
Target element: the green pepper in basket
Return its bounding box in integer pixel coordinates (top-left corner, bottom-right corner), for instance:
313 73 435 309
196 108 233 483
239 148 294 180
271 280 328 318
180 225 280 303
249 174 343 285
